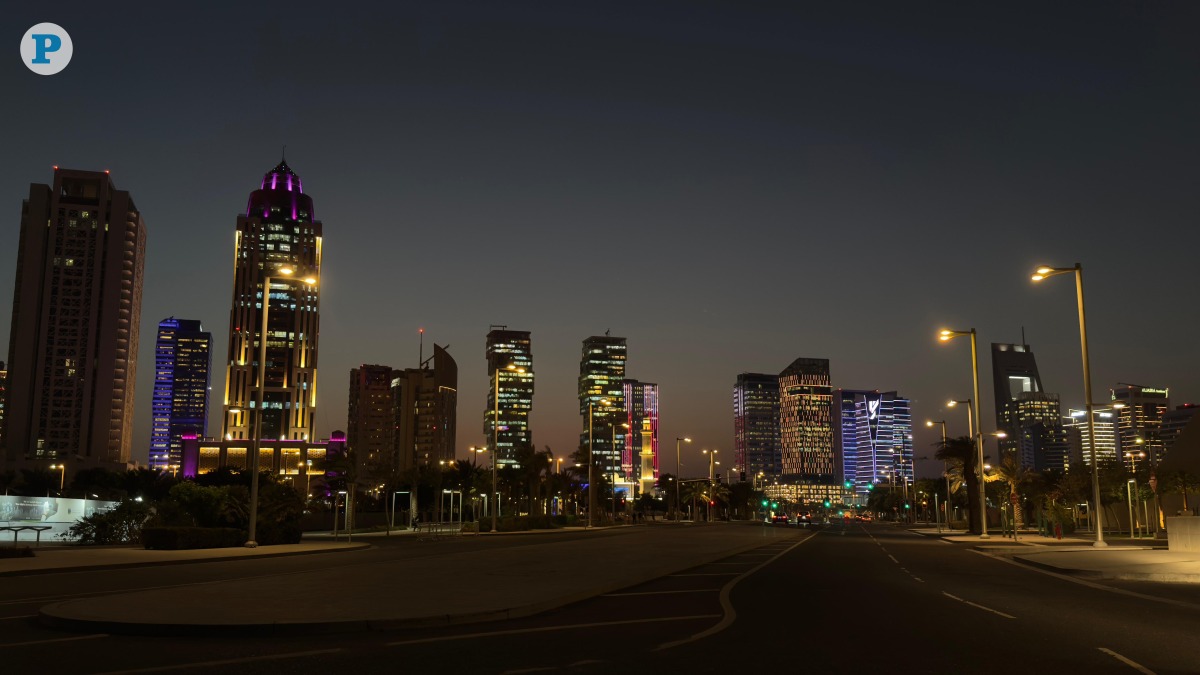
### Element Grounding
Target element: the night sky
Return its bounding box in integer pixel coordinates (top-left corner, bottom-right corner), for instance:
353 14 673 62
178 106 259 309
3 2 1198 478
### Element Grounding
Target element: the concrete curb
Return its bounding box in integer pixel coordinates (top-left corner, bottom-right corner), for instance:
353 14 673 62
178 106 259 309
38 528 806 637
1009 553 1200 584
4 543 371 578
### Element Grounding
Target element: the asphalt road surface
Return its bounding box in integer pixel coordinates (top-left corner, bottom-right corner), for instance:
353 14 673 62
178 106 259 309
5 524 1200 674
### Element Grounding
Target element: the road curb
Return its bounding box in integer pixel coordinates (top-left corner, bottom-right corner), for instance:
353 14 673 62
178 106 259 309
1008 554 1200 584
38 528 806 637
3 543 371 578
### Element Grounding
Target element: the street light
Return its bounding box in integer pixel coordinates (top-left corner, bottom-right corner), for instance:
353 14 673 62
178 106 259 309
675 437 691 522
938 328 988 539
48 464 66 492
702 449 719 482
926 420 950 532
492 363 524 533
1032 263 1106 547
248 267 315 548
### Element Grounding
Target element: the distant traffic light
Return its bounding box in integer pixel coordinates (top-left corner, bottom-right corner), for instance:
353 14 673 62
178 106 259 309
823 499 831 508
761 499 768 507
844 481 852 489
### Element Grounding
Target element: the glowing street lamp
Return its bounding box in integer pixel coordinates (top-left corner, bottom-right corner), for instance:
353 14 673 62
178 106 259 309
675 437 691 522
938 328 988 539
48 463 66 491
1031 263 1106 547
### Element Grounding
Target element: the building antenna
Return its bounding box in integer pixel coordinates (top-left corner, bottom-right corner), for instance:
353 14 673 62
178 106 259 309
281 145 287 163
1021 326 1027 348
419 328 424 369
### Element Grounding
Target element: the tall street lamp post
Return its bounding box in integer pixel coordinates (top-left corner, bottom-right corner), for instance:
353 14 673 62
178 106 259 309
674 437 691 522
702 449 719 482
49 463 65 492
939 328 988 539
926 420 950 531
1032 263 1106 547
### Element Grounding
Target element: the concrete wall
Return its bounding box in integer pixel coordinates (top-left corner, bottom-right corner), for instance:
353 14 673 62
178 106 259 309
1166 516 1200 552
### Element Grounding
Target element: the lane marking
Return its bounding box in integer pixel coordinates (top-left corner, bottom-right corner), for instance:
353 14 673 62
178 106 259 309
386 614 721 646
942 592 1016 619
603 589 718 597
969 549 1200 611
887 554 899 564
939 539 955 544
656 534 815 651
1098 648 1157 675
0 633 107 648
91 648 344 674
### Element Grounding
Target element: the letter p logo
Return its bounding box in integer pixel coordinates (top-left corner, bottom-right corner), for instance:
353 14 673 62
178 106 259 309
21 23 73 75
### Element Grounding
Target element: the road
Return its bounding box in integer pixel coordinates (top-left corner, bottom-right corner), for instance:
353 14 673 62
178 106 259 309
4 524 1200 674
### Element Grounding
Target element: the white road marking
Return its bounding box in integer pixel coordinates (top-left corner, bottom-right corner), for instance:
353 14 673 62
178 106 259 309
969 549 1200 611
0 633 108 648
939 539 954 544
386 614 722 646
1098 648 1157 675
603 589 718 597
887 554 899 564
656 533 816 651
942 592 1016 619
91 649 343 674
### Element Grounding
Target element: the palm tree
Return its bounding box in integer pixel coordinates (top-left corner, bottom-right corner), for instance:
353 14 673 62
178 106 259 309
680 480 708 521
994 452 1032 527
707 482 731 521
936 436 982 534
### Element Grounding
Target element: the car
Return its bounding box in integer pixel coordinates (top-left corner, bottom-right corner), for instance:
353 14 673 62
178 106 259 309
771 515 790 524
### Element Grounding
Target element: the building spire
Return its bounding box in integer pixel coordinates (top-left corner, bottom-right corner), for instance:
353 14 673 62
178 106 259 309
281 145 287 163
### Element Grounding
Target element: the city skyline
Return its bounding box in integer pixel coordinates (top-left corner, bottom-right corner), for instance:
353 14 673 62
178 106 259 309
3 3 1198 477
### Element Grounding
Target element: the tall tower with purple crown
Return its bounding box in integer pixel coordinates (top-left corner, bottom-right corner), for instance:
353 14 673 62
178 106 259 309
221 159 323 444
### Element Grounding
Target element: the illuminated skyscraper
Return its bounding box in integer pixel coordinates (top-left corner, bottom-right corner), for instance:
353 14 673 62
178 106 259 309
1006 392 1070 471
992 342 1046 454
734 373 781 482
579 335 626 478
221 160 322 445
486 327 534 467
778 358 835 498
1064 408 1119 466
833 390 912 502
1111 384 1170 463
149 318 211 472
623 379 658 491
5 168 146 468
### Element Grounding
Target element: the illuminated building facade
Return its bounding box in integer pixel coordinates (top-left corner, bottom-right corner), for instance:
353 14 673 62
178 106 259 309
486 328 534 467
394 344 458 469
833 390 912 503
348 364 396 474
579 335 627 478
1111 384 1170 464
1064 408 1119 466
992 342 1046 455
734 373 781 482
149 318 211 472
779 358 837 500
1005 392 1069 471
623 379 659 491
221 160 322 446
5 168 145 468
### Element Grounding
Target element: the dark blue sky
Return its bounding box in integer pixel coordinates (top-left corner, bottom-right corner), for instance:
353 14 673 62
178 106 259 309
3 2 1197 477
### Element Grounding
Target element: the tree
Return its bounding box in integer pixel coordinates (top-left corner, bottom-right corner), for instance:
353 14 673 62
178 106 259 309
1161 470 1200 514
707 482 731 521
936 436 982 533
994 452 1032 527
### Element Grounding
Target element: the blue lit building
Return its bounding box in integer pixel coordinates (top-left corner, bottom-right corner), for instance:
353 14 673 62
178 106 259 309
833 389 912 504
150 318 211 472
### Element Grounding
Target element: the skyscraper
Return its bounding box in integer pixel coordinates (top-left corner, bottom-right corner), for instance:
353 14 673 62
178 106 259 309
992 342 1046 454
778 358 835 498
623 379 659 492
221 160 322 445
5 168 146 468
833 390 912 503
1160 404 1199 456
1005 392 1070 471
348 364 396 475
485 328 534 467
1064 408 1119 466
579 335 627 478
394 344 458 469
734 373 781 482
1111 384 1170 464
149 318 211 472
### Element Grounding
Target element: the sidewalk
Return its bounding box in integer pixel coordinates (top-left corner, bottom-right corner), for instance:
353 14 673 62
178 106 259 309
909 527 1200 583
0 541 369 577
38 523 797 636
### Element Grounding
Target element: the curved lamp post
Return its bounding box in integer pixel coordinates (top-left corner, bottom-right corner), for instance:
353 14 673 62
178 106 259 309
1031 263 1106 547
939 328 988 539
674 437 691 522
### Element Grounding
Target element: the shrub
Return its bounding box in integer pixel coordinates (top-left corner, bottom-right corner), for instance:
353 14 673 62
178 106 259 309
62 499 151 545
143 527 247 550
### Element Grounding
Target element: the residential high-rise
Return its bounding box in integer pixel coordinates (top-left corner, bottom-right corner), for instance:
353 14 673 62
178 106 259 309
623 379 659 492
348 364 396 475
394 344 458 469
5 168 146 468
485 328 534 467
1004 392 1070 471
149 318 212 472
992 342 1046 455
833 390 912 503
579 335 627 478
734 373 781 482
1064 408 1119 466
778 358 835 498
221 160 322 445
1111 384 1170 465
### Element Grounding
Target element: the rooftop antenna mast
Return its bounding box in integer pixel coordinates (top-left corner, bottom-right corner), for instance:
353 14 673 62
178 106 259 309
419 328 424 369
